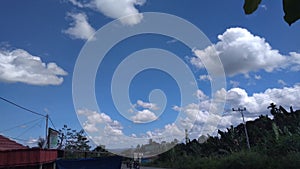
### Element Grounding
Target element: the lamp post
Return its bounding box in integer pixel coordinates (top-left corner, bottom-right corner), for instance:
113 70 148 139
232 107 251 150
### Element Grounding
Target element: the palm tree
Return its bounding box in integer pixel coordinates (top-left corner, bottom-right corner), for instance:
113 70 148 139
37 137 46 148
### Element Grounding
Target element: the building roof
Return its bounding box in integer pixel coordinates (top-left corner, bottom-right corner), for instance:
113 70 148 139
0 135 27 151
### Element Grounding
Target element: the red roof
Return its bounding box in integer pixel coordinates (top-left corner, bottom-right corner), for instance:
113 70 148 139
0 135 27 151
0 135 58 167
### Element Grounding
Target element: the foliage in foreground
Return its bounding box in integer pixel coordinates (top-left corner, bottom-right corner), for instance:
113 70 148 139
243 0 300 25
152 151 300 169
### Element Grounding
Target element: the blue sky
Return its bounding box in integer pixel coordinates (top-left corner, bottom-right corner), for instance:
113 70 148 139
0 0 300 150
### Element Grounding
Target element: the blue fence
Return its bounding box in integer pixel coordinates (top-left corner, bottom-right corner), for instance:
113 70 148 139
56 156 122 169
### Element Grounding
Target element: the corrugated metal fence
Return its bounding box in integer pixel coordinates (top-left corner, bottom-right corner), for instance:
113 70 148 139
56 156 122 169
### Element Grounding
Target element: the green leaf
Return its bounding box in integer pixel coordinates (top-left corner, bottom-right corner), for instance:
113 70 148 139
243 0 262 14
283 0 300 25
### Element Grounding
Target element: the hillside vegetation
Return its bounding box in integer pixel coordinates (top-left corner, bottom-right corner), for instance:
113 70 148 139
150 104 300 169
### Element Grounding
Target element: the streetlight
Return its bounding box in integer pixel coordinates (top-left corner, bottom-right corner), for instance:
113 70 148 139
232 107 251 150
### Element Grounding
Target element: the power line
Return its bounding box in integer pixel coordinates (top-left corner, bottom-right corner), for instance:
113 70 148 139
49 117 56 130
16 118 44 138
7 136 29 142
0 117 43 133
0 96 58 146
0 96 46 117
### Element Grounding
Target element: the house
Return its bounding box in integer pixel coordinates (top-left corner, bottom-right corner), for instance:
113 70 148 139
0 135 57 169
0 135 28 151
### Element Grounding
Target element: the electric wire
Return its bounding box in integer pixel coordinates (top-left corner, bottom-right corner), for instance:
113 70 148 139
0 96 57 129
0 96 46 117
0 96 58 142
7 136 29 142
0 117 43 133
16 118 44 138
49 117 56 130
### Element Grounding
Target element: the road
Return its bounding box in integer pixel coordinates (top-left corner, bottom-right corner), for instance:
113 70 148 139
121 164 171 169
140 167 170 169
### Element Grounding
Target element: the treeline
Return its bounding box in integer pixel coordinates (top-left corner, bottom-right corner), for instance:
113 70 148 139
149 104 300 169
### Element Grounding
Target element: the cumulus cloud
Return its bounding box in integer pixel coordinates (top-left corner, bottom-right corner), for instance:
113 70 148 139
191 27 300 77
131 109 158 123
77 108 163 149
195 89 208 101
173 85 300 139
0 49 67 85
129 100 160 123
68 0 146 25
63 12 95 40
136 100 159 110
225 85 300 114
77 109 122 134
92 0 145 25
289 52 300 71
146 123 184 142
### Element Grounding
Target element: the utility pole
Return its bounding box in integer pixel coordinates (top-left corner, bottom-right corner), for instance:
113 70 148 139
185 129 190 144
232 107 250 150
45 114 49 149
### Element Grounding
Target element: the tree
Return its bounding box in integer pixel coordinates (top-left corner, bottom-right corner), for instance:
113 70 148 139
37 137 46 148
243 0 300 25
58 125 90 151
268 103 279 116
71 129 91 151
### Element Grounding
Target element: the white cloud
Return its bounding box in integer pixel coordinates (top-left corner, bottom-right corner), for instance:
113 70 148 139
190 57 204 69
260 4 267 11
172 85 300 139
278 79 287 86
104 124 123 136
131 109 158 123
78 109 133 149
166 39 178 44
199 74 211 81
146 123 184 141
78 109 159 149
136 100 159 110
289 52 300 71
91 0 145 25
68 0 90 8
226 85 300 114
230 80 240 88
27 137 38 144
128 100 160 123
77 109 123 133
191 27 300 77
78 109 112 123
195 89 208 101
69 0 146 25
254 74 262 80
63 12 95 41
0 49 67 85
